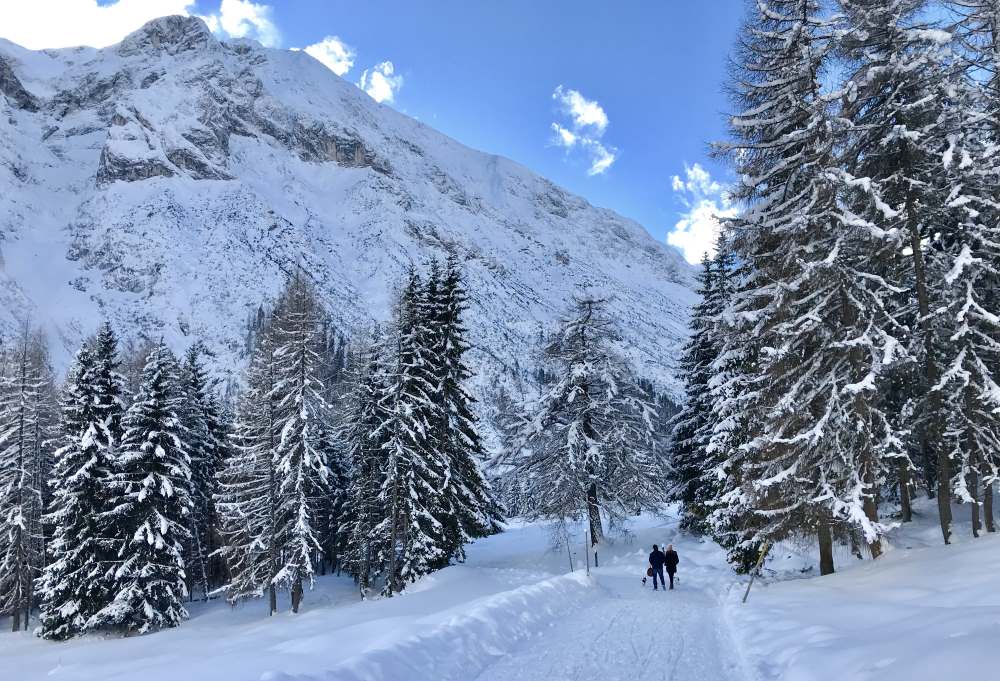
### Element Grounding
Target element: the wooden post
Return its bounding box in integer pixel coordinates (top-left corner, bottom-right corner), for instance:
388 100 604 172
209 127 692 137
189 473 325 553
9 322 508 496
566 530 575 572
742 542 771 604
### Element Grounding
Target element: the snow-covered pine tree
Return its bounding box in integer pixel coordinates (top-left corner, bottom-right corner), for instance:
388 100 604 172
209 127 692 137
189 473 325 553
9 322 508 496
91 343 192 635
341 331 391 596
318 430 350 576
704 242 768 573
216 315 282 613
0 328 56 631
837 0 963 544
428 257 502 563
179 342 224 599
314 328 352 576
951 1 1000 120
667 255 719 533
376 271 448 594
266 274 333 613
713 0 910 572
929 78 1000 537
504 296 662 563
39 323 127 640
947 0 1000 533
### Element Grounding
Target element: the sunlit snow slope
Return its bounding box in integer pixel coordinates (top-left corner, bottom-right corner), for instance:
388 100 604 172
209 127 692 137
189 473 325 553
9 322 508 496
0 15 695 393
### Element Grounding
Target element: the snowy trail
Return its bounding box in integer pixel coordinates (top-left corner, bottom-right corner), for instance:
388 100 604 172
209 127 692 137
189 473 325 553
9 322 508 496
474 569 748 681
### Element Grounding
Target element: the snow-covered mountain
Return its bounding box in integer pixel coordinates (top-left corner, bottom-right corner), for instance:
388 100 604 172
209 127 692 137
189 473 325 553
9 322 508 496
0 15 695 394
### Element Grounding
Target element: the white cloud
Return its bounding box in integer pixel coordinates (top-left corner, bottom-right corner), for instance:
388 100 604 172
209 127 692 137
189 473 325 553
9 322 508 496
549 85 617 175
586 141 616 176
675 162 723 197
667 163 736 264
0 0 288 50
303 35 355 76
358 61 403 104
0 0 196 49
203 0 280 47
551 123 577 148
553 85 608 134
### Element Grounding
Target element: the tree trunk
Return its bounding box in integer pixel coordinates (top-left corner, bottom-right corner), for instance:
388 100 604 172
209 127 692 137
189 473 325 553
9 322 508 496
984 479 995 533
967 392 981 539
586 482 603 547
389 474 403 596
862 466 882 559
906 194 950 544
849 531 863 560
969 465 981 539
899 464 912 523
291 576 303 613
191 519 210 601
862 498 882 559
935 444 952 544
818 519 835 576
267 379 279 616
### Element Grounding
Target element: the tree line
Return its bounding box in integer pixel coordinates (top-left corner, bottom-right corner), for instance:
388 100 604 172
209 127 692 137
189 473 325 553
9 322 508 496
669 0 1000 574
0 257 502 637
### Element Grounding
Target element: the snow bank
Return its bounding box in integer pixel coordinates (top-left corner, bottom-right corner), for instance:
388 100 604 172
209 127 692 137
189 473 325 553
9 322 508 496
286 572 595 681
727 500 1000 680
0 516 600 681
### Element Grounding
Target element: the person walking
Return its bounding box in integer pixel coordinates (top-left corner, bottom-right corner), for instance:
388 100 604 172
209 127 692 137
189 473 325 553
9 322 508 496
648 544 666 591
664 544 679 589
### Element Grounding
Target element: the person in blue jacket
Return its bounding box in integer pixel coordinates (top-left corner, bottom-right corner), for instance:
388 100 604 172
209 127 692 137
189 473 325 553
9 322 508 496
648 544 666 591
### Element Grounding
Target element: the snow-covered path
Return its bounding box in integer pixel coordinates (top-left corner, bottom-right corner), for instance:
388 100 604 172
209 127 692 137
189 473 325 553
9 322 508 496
475 569 747 681
6 504 998 681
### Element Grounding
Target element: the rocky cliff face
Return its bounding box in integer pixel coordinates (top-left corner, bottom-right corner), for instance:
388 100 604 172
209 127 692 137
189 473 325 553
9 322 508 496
0 16 695 396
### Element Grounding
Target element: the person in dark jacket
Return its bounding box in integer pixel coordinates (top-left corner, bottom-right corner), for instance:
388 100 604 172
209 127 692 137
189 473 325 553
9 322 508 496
648 544 666 591
664 544 679 589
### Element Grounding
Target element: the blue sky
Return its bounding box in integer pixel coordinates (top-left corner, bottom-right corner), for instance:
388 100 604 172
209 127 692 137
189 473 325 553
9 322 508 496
0 0 745 262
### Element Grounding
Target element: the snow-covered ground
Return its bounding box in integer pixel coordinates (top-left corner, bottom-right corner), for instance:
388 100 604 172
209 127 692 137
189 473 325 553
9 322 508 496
3 501 998 681
730 498 1000 681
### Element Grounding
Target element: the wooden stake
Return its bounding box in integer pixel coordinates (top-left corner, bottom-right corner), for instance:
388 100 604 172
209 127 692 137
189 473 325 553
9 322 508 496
742 542 771 604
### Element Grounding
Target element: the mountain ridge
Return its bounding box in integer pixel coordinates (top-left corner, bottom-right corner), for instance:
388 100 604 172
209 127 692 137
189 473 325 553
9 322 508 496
0 15 695 398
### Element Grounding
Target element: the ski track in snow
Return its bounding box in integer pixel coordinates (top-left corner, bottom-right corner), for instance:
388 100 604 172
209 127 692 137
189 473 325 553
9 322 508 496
474 570 747 681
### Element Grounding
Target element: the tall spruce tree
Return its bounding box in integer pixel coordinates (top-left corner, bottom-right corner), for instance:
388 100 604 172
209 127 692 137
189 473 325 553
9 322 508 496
837 0 963 544
268 274 334 612
218 276 336 613
505 296 662 563
217 316 282 613
668 255 720 532
376 271 448 594
179 342 224 599
0 328 56 631
39 323 127 639
341 331 391 596
428 257 502 562
712 0 911 572
931 81 1000 537
704 237 769 573
946 1 1000 535
92 343 192 634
